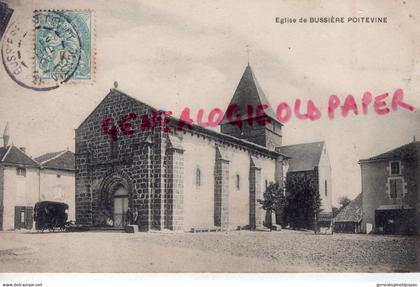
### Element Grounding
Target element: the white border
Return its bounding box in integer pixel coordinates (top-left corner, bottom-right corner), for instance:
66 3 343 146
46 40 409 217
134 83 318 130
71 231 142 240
0 273 419 287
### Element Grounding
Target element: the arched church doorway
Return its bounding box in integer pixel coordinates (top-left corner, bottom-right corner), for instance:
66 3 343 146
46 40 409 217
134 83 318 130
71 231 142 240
113 184 128 227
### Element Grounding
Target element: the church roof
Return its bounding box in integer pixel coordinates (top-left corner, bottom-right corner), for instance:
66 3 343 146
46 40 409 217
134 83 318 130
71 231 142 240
220 64 278 125
334 193 363 223
79 88 288 159
359 141 420 163
0 145 39 168
35 150 75 171
279 141 324 172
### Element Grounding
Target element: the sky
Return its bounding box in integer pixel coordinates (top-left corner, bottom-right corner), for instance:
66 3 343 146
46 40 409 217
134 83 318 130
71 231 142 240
1 0 420 206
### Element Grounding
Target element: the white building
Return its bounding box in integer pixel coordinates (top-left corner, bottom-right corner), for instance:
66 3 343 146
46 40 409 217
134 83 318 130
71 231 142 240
0 125 75 230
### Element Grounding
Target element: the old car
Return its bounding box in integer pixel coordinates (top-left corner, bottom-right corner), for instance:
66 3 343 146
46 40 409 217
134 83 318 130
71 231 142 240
34 201 69 232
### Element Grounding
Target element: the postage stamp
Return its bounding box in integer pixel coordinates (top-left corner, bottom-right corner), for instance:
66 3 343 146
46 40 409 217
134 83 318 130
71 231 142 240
1 9 94 90
33 10 93 84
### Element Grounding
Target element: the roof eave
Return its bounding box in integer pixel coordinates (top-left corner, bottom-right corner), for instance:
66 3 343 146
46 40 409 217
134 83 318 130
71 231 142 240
358 158 388 164
166 116 286 158
40 166 75 172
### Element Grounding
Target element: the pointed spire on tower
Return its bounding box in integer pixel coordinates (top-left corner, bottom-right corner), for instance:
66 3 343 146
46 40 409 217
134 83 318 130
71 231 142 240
3 122 10 148
220 64 283 149
220 64 277 125
246 44 251 66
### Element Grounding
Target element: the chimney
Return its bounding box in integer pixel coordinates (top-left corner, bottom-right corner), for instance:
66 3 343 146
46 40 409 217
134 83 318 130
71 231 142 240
3 122 9 148
19 147 26 153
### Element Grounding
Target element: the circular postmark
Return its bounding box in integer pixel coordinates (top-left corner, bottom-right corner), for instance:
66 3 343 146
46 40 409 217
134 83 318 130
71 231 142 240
1 11 84 91
34 11 81 84
1 21 59 91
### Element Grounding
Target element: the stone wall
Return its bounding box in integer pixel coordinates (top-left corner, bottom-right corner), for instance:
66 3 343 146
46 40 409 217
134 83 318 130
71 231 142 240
75 89 160 230
214 147 229 228
164 141 184 231
75 89 283 232
180 129 278 231
249 159 262 229
220 120 282 150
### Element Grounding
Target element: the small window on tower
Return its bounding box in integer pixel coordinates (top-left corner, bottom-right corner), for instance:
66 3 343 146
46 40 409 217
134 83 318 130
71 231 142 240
325 180 328 196
236 174 240 190
195 168 201 187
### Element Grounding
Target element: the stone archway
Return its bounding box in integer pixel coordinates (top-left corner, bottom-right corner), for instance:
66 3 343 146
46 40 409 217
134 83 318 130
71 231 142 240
99 171 133 227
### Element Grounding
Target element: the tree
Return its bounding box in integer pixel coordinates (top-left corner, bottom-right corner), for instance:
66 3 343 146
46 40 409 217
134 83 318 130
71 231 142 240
258 182 286 227
284 172 321 230
339 196 351 209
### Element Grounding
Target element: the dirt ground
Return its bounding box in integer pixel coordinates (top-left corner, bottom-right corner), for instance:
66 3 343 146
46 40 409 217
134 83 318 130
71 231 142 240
0 229 418 272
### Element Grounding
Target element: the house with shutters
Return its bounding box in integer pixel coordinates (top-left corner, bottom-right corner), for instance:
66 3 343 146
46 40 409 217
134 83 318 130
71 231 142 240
0 124 75 230
75 64 332 232
359 140 420 234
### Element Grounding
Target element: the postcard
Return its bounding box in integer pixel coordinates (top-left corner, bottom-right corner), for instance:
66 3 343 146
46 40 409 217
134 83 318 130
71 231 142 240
0 0 419 286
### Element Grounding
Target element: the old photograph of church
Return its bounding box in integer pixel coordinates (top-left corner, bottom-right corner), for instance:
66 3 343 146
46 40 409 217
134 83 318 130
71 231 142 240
0 0 420 281
74 64 332 233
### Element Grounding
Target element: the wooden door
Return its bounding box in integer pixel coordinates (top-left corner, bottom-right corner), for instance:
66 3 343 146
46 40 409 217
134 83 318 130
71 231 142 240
113 197 128 227
14 206 33 229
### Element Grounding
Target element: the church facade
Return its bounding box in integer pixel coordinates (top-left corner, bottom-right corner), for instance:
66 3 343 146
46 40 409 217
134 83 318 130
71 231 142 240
75 65 327 231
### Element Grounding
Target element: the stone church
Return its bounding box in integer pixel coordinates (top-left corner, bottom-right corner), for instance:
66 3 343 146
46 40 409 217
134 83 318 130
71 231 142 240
75 64 331 231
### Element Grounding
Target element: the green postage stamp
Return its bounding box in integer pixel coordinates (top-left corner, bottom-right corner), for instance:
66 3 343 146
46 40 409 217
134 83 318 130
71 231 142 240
34 10 93 84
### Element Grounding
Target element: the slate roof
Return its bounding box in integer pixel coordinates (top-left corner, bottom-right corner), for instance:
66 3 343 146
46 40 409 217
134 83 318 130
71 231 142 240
0 145 39 167
35 150 75 171
279 141 324 172
0 147 7 161
359 141 420 163
334 193 363 223
35 151 64 164
220 64 278 124
78 88 288 159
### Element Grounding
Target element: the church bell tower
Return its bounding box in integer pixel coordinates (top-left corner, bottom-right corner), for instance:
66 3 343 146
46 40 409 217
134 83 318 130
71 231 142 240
220 64 282 150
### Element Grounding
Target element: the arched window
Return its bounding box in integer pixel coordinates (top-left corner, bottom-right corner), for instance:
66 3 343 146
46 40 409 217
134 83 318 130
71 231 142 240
325 180 328 196
195 168 201 187
236 174 240 190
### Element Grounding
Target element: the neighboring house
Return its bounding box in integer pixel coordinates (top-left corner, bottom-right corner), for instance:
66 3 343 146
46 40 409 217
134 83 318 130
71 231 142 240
279 141 333 227
0 145 40 230
75 64 294 232
0 125 75 230
334 193 363 233
35 150 76 223
359 141 420 235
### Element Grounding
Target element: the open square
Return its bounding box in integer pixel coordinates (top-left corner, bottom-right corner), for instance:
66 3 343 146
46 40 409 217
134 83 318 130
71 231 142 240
0 230 417 273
